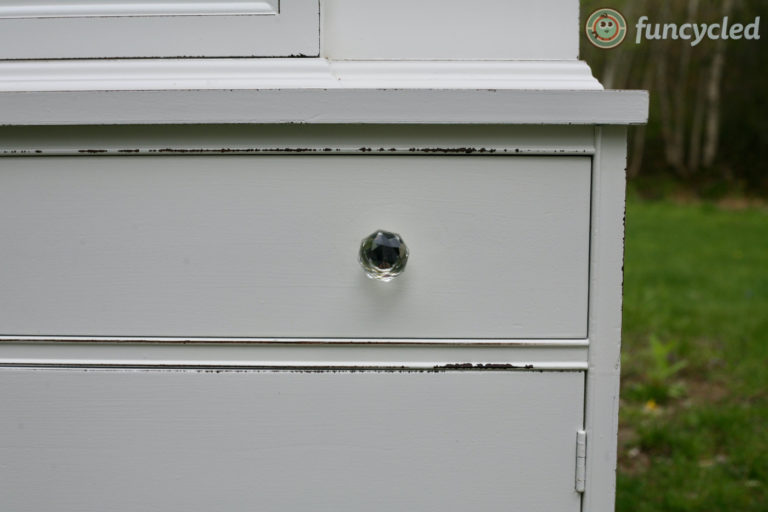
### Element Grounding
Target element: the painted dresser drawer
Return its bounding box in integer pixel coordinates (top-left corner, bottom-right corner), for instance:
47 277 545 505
0 368 584 512
0 154 590 339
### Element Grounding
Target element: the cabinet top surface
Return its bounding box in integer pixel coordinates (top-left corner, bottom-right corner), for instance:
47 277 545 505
0 59 648 126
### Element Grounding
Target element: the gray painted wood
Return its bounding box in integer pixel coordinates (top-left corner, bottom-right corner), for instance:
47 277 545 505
0 0 319 59
0 155 590 338
583 126 629 511
0 368 584 512
0 0 579 61
0 60 603 92
0 341 589 370
0 89 649 126
0 124 596 156
322 0 579 60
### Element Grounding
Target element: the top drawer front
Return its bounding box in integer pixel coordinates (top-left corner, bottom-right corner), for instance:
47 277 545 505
0 155 590 339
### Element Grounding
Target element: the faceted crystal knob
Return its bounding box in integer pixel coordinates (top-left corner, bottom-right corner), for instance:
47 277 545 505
358 230 409 282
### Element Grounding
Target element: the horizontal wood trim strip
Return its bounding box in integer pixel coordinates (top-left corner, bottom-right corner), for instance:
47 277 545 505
0 0 277 18
0 341 589 370
0 59 601 91
0 124 596 155
0 361 588 371
0 89 649 126
0 336 589 346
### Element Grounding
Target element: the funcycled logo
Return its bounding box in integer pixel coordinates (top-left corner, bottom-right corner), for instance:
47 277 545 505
586 8 627 49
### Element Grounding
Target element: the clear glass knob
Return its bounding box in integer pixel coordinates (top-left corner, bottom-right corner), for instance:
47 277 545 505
358 230 409 282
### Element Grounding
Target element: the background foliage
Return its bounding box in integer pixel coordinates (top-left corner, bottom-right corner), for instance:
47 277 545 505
617 197 767 511
582 0 768 197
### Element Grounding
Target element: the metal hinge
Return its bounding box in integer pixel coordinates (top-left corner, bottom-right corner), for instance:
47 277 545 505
575 430 587 493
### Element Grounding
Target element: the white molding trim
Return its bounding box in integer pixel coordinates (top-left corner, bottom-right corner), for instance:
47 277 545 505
0 89 648 126
0 59 602 91
0 123 597 156
0 361 589 370
0 59 651 126
0 335 589 346
0 0 278 18
330 61 603 90
0 340 589 370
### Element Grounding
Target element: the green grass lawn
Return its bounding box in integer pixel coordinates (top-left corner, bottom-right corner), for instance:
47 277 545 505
617 196 768 511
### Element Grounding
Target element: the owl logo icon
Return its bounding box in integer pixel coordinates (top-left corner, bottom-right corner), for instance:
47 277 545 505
586 8 627 49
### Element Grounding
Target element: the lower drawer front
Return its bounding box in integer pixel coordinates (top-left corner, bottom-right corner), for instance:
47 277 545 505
0 155 590 338
0 369 584 512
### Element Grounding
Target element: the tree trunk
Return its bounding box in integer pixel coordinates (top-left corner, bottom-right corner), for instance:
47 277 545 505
702 0 733 168
669 0 700 175
688 73 707 173
629 57 655 178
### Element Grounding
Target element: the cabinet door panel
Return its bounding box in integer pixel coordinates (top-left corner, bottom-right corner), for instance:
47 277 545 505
0 0 318 58
0 369 584 512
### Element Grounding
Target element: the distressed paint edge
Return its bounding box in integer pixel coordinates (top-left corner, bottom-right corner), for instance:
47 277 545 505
0 340 589 370
581 126 628 512
0 360 589 371
0 147 597 157
0 123 597 156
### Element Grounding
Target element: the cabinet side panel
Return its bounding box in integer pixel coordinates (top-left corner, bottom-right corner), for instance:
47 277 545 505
322 0 578 60
583 126 628 512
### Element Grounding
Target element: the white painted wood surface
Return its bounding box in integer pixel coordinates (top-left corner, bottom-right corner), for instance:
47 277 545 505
0 89 650 126
0 58 648 127
0 0 319 58
0 155 590 339
0 369 585 512
321 0 579 60
0 0 577 60
0 124 597 156
0 0 279 17
0 59 604 92
583 126 629 512
0 340 589 370
0 1 645 501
